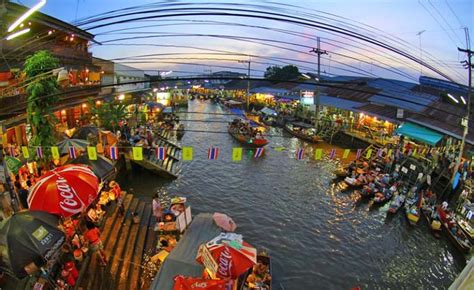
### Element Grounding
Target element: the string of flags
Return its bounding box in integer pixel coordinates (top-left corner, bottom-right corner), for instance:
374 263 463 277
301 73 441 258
6 143 426 163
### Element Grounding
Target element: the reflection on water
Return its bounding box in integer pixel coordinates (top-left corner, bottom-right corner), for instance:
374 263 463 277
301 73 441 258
118 100 464 289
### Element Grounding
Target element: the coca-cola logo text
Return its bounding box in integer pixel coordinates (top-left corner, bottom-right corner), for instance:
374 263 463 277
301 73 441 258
57 177 83 214
217 246 233 278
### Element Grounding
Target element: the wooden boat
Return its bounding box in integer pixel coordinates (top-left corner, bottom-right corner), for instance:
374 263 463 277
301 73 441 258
437 207 472 253
239 252 272 290
421 208 441 239
333 167 348 178
283 122 321 143
387 194 405 214
228 126 269 148
405 205 420 226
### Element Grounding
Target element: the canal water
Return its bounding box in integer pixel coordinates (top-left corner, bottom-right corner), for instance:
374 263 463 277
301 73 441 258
118 100 465 289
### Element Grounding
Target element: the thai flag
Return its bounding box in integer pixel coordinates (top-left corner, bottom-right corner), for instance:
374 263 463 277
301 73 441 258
296 148 304 160
36 147 43 158
208 147 219 160
356 149 362 160
254 147 264 158
329 148 336 159
157 147 166 160
110 146 118 160
69 146 77 159
8 146 15 156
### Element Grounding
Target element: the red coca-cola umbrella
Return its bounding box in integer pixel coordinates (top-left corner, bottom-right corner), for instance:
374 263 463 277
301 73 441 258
27 165 99 217
197 236 257 279
173 275 233 290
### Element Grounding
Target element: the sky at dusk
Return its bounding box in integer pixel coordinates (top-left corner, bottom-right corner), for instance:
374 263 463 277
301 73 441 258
13 0 474 84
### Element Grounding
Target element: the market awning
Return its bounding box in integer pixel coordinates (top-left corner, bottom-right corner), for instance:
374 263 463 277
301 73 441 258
150 213 221 290
260 107 277 116
395 122 443 146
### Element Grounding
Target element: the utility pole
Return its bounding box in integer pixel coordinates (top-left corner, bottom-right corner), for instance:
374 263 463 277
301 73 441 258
310 37 328 130
238 55 251 110
451 27 473 191
416 30 426 77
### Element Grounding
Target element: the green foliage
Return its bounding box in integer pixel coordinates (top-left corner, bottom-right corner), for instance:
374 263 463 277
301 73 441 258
91 101 128 131
264 65 301 81
24 51 60 162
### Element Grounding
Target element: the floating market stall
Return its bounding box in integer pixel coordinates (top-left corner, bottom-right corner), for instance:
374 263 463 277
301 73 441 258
150 213 221 290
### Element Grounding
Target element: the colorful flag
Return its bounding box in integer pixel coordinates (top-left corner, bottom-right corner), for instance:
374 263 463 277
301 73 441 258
365 149 372 159
296 148 305 160
232 147 242 162
157 147 166 160
377 149 383 158
21 146 29 159
356 149 362 160
421 148 427 156
87 146 97 161
314 148 322 160
182 147 193 161
8 146 15 157
51 146 60 160
254 147 264 158
387 149 393 158
329 148 336 159
342 149 350 159
412 149 417 157
110 146 118 160
69 146 77 159
36 147 43 158
132 146 143 161
208 147 219 160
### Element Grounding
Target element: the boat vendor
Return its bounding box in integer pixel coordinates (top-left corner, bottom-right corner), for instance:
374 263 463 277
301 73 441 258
152 193 163 222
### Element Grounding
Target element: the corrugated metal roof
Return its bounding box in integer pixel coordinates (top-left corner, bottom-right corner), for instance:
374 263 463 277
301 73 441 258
319 95 364 110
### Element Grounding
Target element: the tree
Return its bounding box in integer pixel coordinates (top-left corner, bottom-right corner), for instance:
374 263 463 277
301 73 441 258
264 65 300 81
91 100 128 132
24 50 60 163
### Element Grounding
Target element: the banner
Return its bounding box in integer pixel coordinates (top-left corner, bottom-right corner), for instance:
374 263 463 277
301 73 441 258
356 149 362 160
365 149 372 159
51 146 60 160
5 156 22 174
342 149 350 159
232 147 242 162
296 148 304 160
36 147 43 158
108 146 118 160
314 148 322 160
21 146 29 159
157 147 166 160
329 149 336 159
254 147 264 158
87 146 97 161
132 146 143 161
182 147 193 161
69 146 77 159
207 147 219 160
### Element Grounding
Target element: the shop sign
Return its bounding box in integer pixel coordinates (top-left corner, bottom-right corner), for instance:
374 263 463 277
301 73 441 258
5 156 22 174
409 164 416 171
396 109 404 118
401 166 408 173
199 245 218 278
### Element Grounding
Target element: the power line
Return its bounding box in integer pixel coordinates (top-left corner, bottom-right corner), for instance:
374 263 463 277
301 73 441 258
444 0 465 28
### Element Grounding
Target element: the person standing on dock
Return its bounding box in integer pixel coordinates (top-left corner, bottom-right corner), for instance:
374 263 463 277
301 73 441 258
152 193 163 222
85 222 108 266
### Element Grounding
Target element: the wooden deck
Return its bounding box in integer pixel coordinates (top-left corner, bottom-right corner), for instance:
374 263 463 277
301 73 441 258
75 194 157 290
